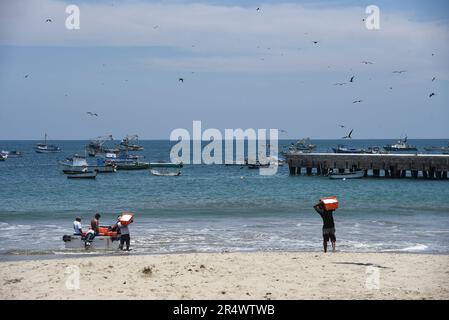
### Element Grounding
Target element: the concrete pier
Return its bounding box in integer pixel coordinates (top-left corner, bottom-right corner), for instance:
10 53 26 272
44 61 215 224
286 153 449 180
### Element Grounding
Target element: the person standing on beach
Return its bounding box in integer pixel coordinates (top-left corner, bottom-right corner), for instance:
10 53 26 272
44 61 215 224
313 203 336 253
117 218 133 251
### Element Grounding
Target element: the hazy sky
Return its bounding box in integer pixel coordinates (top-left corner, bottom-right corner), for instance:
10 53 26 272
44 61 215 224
0 0 448 139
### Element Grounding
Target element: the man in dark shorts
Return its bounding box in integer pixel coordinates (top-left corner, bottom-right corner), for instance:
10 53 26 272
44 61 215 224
313 203 336 252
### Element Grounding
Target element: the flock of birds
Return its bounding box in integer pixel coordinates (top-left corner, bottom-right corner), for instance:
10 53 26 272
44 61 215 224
22 7 439 120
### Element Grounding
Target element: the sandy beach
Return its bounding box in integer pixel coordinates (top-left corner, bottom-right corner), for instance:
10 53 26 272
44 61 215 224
1 251 448 300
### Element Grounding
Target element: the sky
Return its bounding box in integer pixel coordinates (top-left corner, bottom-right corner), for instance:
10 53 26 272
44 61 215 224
0 0 448 140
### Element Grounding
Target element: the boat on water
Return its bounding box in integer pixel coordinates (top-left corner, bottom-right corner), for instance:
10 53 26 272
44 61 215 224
66 171 97 179
248 161 270 169
120 135 144 151
332 145 365 154
60 155 116 174
287 138 316 153
424 142 449 152
1 150 23 158
329 170 365 179
150 169 181 176
116 161 150 170
35 134 61 153
384 136 417 152
86 135 119 157
149 161 183 168
0 154 6 161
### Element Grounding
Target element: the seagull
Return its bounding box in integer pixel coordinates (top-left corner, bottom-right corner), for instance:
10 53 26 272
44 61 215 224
361 61 373 65
338 125 346 128
87 112 98 117
342 129 354 139
349 76 355 83
24 74 29 78
392 70 407 74
353 99 363 103
334 82 347 86
45 18 52 23
256 7 260 11
153 25 159 29
312 41 319 45
432 77 436 82
429 93 436 98
178 78 184 83
279 129 288 133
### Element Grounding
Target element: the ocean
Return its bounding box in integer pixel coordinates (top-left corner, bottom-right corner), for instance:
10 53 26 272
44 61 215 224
0 139 448 260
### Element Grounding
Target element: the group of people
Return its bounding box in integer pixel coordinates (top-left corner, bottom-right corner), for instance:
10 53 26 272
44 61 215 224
73 213 132 251
71 203 334 253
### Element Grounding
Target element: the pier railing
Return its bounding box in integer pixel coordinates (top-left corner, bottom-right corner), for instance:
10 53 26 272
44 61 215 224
285 153 449 179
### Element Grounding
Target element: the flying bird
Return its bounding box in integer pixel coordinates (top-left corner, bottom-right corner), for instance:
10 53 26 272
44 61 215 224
361 61 373 65
353 99 363 104
153 25 159 29
334 82 347 86
24 74 29 78
312 41 319 45
338 125 346 128
87 112 98 117
392 70 407 74
429 93 436 98
432 77 436 82
256 7 260 11
178 78 184 83
349 76 355 83
45 18 52 23
342 129 354 139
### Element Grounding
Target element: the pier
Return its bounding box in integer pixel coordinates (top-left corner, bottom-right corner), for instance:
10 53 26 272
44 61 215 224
286 153 449 179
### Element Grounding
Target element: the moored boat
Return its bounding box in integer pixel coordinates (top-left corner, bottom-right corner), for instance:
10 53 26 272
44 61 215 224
35 134 61 153
329 170 365 179
0 154 6 161
150 169 181 176
66 171 97 179
1 150 23 158
384 136 417 152
116 161 150 170
120 135 144 151
332 145 365 154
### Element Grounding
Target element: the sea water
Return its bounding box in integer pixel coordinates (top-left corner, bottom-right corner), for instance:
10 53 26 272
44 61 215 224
0 139 448 259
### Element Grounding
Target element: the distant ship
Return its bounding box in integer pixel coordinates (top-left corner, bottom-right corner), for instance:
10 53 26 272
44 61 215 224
424 141 449 152
35 134 61 153
332 145 365 154
384 136 417 152
286 138 316 153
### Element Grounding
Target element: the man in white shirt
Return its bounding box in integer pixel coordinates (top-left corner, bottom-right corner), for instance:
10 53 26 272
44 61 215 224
118 220 132 251
73 217 83 235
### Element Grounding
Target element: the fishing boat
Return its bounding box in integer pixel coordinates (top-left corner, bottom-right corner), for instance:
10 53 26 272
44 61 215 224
86 135 119 157
287 138 316 153
60 155 116 174
120 135 144 151
384 136 417 152
1 150 23 158
150 169 181 176
329 170 365 179
424 142 449 152
66 171 97 179
332 145 365 154
149 161 183 168
248 161 270 169
116 161 150 170
35 134 61 153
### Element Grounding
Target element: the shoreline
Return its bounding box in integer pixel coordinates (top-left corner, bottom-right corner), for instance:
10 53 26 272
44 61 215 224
1 251 448 300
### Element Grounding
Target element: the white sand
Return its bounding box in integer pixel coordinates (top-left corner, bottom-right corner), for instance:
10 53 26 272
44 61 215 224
1 252 448 300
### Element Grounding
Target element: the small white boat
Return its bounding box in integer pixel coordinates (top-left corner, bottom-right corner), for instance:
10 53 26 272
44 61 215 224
35 133 61 153
150 169 181 176
329 170 365 179
66 171 97 179
62 234 120 249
